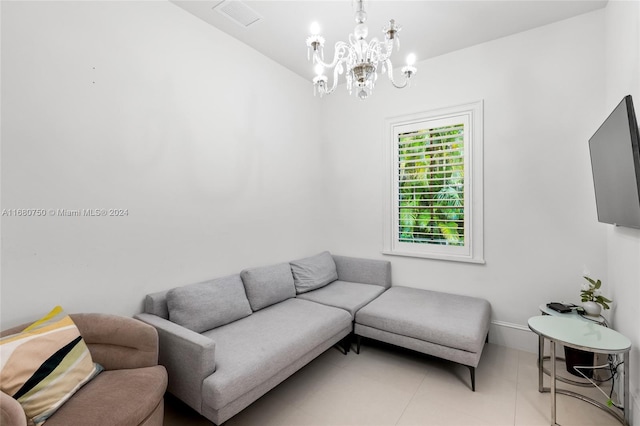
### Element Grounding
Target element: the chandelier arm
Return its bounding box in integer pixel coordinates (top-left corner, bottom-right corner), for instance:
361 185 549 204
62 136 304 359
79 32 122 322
367 37 388 63
365 39 377 63
314 59 345 97
385 59 409 89
378 38 394 59
314 41 351 69
325 63 343 95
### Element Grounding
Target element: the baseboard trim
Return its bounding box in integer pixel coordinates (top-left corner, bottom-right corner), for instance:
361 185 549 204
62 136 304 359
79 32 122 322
491 320 531 332
489 320 537 353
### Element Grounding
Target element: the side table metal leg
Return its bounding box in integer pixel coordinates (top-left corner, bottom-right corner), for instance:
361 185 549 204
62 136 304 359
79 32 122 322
624 351 630 426
551 340 557 426
538 334 544 393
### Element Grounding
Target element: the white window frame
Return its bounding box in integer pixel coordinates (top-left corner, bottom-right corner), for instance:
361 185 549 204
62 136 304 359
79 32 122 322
383 100 484 264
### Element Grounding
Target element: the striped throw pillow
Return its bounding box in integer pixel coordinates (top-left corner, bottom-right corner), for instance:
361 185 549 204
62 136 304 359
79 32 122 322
0 306 103 425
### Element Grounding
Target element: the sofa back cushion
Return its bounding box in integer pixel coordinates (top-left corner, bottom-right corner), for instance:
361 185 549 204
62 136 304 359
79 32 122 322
240 263 296 311
166 274 252 333
290 251 338 294
332 255 392 288
144 290 170 319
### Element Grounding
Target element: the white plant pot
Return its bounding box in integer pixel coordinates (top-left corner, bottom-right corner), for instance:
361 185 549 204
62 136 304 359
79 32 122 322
582 301 602 317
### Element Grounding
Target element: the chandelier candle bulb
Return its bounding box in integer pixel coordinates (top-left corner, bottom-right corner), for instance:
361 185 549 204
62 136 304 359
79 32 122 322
384 19 401 50
305 0 416 99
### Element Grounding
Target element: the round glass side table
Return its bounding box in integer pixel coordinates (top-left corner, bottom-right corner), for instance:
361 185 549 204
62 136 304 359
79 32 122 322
538 303 607 387
528 315 631 426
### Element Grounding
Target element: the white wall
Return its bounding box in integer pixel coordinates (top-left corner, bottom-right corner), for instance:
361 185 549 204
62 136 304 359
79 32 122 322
2 0 636 418
0 0 628 361
604 1 640 423
0 1 325 327
318 10 608 352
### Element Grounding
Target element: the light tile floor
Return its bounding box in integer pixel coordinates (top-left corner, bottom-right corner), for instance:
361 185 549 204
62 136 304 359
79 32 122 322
164 341 622 426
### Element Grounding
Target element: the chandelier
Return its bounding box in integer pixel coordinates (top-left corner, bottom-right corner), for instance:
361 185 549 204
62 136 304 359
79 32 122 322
305 0 417 100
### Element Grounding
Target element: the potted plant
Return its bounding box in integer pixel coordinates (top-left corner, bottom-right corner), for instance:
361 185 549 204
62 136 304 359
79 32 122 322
564 276 612 379
580 276 612 317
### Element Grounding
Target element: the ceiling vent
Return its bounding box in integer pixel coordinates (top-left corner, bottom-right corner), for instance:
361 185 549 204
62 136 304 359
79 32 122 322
213 0 262 28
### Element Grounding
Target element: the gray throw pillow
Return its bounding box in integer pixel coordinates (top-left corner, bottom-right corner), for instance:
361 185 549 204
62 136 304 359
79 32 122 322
240 263 296 311
166 274 252 333
290 251 338 294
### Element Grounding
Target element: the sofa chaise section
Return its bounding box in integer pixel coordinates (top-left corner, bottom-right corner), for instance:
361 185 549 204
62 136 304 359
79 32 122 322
354 286 491 390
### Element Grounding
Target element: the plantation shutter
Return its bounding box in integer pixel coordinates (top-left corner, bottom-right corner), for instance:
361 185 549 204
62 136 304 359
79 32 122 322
384 101 483 263
397 122 465 246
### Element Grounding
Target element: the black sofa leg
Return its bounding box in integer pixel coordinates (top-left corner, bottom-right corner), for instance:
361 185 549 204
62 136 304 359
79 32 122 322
468 366 476 391
335 335 350 355
355 335 362 354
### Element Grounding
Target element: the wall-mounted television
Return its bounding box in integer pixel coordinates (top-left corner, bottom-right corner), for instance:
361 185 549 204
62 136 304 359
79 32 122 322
588 95 640 229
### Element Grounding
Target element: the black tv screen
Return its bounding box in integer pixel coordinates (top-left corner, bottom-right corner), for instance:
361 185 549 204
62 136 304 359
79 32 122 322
589 95 640 229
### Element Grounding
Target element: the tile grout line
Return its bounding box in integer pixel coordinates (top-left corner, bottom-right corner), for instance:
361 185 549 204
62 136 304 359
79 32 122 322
513 350 522 426
393 370 429 426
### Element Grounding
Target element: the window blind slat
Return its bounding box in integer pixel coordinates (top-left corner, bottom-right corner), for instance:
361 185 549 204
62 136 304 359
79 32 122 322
399 230 464 236
399 186 463 192
397 181 464 188
398 238 464 246
399 139 464 151
399 201 464 205
399 125 464 140
400 164 464 174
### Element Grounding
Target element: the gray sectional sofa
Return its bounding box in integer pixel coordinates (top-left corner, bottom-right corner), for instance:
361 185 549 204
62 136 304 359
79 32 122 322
135 252 390 425
136 252 491 425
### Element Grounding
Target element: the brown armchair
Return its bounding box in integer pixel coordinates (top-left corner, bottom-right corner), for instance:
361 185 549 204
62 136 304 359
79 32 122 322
1 313 168 426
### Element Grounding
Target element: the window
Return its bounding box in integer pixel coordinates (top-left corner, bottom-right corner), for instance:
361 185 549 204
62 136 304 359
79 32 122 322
383 101 484 263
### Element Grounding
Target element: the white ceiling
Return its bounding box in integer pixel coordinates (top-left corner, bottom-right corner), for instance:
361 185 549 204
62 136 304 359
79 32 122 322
171 0 607 81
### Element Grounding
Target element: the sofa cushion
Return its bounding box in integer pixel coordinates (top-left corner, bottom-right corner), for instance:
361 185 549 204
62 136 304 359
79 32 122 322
240 263 296 311
290 251 338 294
333 255 391 288
167 275 252 333
144 290 170 320
201 298 352 409
44 366 167 426
296 280 386 318
0 306 103 426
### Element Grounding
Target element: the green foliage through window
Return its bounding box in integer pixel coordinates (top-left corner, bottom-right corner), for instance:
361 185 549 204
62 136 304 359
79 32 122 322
398 124 465 246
